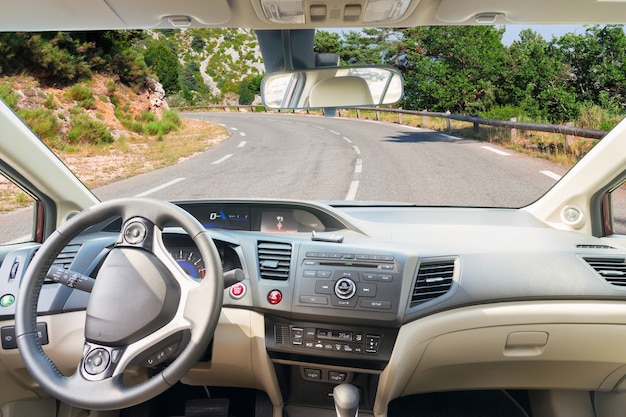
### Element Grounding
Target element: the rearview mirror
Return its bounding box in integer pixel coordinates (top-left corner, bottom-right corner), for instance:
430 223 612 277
261 66 403 110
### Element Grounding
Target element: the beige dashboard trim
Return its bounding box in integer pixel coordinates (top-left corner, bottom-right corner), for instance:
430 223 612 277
375 301 626 417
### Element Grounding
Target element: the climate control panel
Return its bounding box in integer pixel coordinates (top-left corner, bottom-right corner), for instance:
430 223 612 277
265 316 398 369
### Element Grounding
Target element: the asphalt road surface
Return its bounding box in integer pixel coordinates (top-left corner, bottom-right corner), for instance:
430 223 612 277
95 112 566 206
0 112 597 243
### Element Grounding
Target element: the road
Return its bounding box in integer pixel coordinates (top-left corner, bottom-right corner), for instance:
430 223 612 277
95 112 565 206
0 112 578 242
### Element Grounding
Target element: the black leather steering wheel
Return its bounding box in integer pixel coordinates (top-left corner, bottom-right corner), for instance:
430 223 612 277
15 198 223 410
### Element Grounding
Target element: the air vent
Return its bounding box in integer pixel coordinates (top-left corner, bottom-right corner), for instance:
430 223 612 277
583 257 626 287
411 259 455 306
577 244 615 249
52 243 82 270
258 241 292 281
274 325 289 345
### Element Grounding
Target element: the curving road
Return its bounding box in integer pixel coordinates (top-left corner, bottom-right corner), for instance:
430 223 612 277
0 112 577 243
95 112 566 207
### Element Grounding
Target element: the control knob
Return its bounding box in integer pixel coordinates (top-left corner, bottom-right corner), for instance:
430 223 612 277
335 278 356 300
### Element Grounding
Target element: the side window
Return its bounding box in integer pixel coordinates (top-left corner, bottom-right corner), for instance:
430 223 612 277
0 173 36 244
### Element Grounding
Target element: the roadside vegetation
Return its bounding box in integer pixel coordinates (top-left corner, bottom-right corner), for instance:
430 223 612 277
0 26 625 211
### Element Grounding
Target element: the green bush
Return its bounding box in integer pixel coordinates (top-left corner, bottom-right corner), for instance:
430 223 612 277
162 109 181 127
577 103 624 131
43 93 56 109
67 114 114 144
17 108 60 142
0 82 19 109
137 111 156 123
66 85 96 109
105 79 117 94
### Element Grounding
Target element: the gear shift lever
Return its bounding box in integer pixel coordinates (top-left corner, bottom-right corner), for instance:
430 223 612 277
333 383 359 417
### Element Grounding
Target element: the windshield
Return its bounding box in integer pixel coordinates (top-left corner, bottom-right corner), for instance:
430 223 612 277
0 26 624 240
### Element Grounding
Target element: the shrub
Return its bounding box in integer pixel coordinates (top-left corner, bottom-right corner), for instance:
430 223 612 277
66 85 96 109
0 82 19 109
162 109 181 127
17 108 60 142
105 79 117 94
43 93 56 109
67 114 113 144
137 111 156 123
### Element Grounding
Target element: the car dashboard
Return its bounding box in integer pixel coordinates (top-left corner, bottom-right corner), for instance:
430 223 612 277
2 198 626 416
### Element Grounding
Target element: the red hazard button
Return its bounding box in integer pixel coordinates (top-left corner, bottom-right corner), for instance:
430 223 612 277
267 290 282 305
230 282 246 299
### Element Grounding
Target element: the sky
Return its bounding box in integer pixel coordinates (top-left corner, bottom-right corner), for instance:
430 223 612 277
500 25 586 45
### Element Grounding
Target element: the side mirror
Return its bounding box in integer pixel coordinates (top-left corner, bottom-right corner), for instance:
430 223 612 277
261 66 403 110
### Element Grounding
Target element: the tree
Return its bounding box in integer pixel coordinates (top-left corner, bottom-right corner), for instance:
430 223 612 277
314 30 342 54
339 29 396 65
144 39 181 93
503 29 579 122
238 79 254 104
556 25 626 111
397 26 508 114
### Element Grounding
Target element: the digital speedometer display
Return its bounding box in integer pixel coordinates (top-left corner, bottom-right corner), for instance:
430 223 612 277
200 207 251 230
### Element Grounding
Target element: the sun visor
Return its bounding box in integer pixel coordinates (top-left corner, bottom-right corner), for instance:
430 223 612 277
0 0 124 31
435 0 626 24
105 0 232 27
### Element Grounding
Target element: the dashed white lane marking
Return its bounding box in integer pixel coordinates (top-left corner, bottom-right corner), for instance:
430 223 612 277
240 132 247 137
329 130 341 135
344 136 362 201
231 127 239 131
481 145 511 156
441 133 461 140
345 181 360 201
541 170 563 181
355 159 363 173
238 141 247 148
135 178 186 197
212 154 233 165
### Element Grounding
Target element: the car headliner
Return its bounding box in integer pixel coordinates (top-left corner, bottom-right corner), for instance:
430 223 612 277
2 0 626 32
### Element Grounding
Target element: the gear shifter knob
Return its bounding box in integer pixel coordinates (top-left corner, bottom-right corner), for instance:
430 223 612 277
333 383 359 417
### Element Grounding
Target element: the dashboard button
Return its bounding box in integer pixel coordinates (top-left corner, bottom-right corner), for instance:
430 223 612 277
315 281 333 294
267 290 282 305
357 283 377 297
230 282 246 299
305 368 321 380
303 270 317 278
329 371 346 382
316 271 331 278
84 348 110 375
299 295 328 305
362 273 378 281
378 274 393 282
360 300 392 310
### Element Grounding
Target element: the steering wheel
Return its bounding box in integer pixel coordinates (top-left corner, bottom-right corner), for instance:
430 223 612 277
15 198 223 410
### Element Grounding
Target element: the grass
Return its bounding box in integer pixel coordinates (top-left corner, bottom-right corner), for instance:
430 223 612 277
337 109 613 166
55 118 228 189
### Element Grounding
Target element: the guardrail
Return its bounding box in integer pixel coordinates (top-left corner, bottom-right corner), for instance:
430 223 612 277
173 105 609 140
